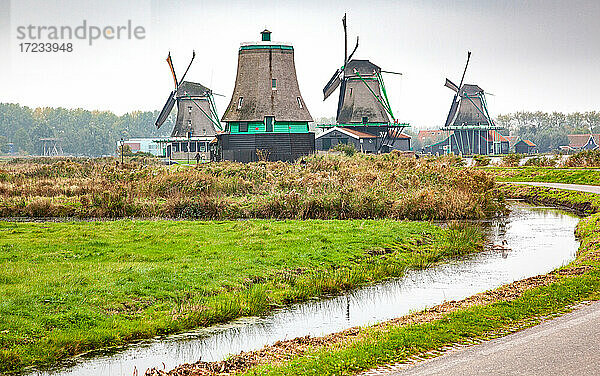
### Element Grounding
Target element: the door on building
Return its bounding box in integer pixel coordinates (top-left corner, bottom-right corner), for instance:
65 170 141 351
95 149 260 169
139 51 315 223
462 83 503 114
322 138 331 150
265 116 274 132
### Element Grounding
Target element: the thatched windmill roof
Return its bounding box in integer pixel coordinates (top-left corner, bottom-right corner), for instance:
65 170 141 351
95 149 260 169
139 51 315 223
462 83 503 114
222 32 313 123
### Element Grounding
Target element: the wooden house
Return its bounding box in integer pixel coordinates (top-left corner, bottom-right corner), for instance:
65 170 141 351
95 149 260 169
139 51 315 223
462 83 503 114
514 139 537 154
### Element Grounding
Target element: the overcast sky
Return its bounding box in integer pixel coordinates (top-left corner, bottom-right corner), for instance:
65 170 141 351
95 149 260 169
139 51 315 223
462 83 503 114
0 0 599 129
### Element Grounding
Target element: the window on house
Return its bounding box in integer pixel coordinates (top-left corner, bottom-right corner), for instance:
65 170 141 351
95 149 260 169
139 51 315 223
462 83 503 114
187 120 192 127
173 143 179 152
200 143 207 152
203 128 207 135
188 106 192 114
349 88 353 96
272 79 277 89
190 142 196 152
297 97 303 109
181 142 188 152
237 97 243 109
362 116 368 124
239 122 248 132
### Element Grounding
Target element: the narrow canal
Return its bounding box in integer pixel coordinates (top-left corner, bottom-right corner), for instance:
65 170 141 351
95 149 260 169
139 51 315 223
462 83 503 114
32 202 580 376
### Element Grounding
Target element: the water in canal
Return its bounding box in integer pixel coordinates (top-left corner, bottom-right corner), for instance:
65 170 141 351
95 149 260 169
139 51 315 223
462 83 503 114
31 202 580 376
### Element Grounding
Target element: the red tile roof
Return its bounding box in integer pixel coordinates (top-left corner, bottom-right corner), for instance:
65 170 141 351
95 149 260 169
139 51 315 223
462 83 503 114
342 128 377 138
388 129 411 139
417 130 447 141
482 130 509 142
522 139 536 147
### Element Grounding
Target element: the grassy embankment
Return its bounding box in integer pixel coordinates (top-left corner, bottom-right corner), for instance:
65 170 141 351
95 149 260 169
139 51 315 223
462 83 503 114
479 165 600 214
234 210 600 376
486 166 600 186
0 153 502 220
0 218 484 373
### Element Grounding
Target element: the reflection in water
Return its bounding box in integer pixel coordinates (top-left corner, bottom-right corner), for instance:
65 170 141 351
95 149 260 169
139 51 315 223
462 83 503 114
32 203 580 376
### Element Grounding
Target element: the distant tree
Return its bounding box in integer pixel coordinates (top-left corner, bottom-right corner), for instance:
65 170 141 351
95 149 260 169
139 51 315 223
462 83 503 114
0 103 172 156
495 110 599 153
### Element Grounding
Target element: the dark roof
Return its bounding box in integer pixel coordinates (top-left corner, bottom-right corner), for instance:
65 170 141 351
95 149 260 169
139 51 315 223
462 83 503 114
567 134 600 148
176 81 211 98
344 59 381 77
460 84 484 97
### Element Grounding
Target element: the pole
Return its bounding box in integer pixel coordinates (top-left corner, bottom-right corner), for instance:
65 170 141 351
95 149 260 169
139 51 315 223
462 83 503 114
187 132 191 165
120 138 124 165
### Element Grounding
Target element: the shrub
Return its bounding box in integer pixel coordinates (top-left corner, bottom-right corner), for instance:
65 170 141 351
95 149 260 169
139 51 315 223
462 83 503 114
501 153 523 167
332 143 356 157
473 155 490 166
565 150 600 168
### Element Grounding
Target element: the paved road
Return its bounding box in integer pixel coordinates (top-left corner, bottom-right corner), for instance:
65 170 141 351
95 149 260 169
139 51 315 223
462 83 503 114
388 301 600 376
506 181 600 195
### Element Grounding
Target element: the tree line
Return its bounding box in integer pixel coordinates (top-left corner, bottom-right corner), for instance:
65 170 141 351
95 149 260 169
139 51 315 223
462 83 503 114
496 111 600 152
1 103 599 156
0 103 173 156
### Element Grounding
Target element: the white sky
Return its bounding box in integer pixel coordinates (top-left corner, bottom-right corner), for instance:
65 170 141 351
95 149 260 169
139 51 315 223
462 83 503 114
0 0 599 129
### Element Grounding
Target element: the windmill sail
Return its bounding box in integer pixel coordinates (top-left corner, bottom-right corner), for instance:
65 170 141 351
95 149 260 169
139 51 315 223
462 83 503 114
444 78 459 93
155 91 176 129
323 69 342 100
444 97 459 127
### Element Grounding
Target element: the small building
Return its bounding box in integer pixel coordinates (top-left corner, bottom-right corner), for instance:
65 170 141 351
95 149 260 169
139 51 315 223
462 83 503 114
561 134 600 152
118 138 165 156
385 129 411 152
514 139 537 154
315 127 378 153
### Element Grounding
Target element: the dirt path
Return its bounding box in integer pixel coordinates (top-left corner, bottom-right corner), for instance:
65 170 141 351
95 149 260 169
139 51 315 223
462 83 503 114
505 181 600 194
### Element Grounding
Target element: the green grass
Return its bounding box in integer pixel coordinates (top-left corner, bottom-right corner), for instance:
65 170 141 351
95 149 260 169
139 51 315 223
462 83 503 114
241 212 600 376
0 219 483 373
486 166 600 186
498 184 600 214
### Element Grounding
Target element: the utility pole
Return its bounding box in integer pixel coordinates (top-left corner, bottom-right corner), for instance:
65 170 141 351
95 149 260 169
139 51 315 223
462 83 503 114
120 137 124 165
187 131 191 165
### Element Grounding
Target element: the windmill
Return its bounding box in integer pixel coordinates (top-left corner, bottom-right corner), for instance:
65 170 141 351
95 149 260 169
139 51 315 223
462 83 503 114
436 51 506 155
320 14 409 153
443 51 494 128
155 51 222 137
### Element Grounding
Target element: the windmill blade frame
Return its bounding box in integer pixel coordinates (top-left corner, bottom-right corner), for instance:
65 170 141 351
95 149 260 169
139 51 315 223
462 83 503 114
444 95 459 127
166 53 178 89
346 36 359 63
177 50 196 86
444 78 459 93
155 91 176 129
323 68 343 100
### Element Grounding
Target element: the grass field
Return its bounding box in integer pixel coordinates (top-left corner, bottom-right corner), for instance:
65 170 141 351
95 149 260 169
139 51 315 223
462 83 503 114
0 218 484 372
237 210 600 376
